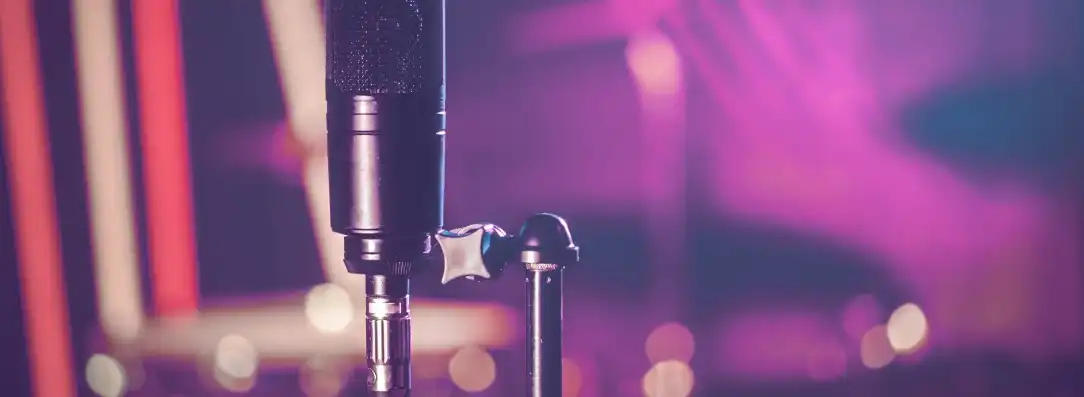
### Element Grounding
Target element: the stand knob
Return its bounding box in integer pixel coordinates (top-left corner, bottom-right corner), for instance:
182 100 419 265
435 224 511 284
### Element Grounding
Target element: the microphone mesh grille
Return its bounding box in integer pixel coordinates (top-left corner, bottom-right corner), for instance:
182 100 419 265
327 0 431 94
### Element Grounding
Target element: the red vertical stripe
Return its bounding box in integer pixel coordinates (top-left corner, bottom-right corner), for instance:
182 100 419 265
0 1 77 396
132 0 199 316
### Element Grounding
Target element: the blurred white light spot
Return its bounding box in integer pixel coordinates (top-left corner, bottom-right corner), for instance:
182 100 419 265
886 303 928 354
645 322 696 363
214 334 259 392
305 283 354 333
448 346 496 392
626 30 682 97
642 360 694 397
563 358 583 397
860 325 896 369
86 354 127 397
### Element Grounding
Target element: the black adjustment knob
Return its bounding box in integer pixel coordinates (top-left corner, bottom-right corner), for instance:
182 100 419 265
435 224 511 284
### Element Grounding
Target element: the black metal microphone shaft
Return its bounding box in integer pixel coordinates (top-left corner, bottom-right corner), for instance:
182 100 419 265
527 265 564 397
326 0 446 394
517 215 578 397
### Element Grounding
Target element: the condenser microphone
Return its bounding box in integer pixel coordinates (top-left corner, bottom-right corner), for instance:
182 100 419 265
325 0 445 394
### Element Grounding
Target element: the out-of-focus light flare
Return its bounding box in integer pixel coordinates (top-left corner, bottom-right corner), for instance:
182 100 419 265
448 346 496 392
887 303 929 354
642 360 694 397
299 357 348 397
860 325 897 369
214 334 259 392
261 0 325 150
563 358 583 397
645 322 695 363
86 354 127 397
304 283 354 333
72 0 146 343
413 303 516 351
134 298 513 360
626 30 682 97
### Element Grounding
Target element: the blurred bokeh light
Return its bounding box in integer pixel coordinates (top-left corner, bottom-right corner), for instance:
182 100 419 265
213 334 259 392
645 322 696 364
84 354 126 397
643 360 695 397
887 303 930 354
860 325 897 369
448 346 497 393
304 283 354 334
626 30 682 98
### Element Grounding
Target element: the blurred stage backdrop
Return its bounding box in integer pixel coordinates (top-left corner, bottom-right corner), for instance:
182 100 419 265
2 0 1083 396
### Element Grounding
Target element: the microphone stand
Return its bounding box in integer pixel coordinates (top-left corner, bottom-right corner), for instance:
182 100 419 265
436 215 579 397
525 255 567 397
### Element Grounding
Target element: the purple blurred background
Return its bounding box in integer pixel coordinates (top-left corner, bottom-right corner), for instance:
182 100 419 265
2 0 1083 396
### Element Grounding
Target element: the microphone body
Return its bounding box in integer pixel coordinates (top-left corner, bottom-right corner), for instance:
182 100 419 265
326 0 446 394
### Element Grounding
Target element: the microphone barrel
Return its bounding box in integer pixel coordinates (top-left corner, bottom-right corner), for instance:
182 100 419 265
326 0 447 269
